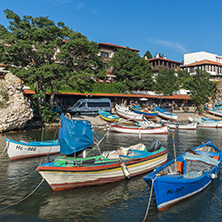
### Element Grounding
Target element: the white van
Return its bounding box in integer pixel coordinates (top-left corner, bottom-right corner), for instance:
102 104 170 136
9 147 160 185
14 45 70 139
67 98 111 116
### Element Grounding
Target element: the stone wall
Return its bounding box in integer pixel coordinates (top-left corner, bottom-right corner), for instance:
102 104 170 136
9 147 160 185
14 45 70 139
0 73 33 132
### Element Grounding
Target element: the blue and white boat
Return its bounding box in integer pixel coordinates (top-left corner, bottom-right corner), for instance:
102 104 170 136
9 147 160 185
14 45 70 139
143 139 222 211
98 110 120 122
6 138 60 161
188 116 222 128
208 107 222 117
130 105 158 119
154 106 178 121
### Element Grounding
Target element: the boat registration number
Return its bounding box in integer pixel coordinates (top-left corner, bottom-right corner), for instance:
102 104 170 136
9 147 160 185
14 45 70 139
16 145 37 152
167 186 184 195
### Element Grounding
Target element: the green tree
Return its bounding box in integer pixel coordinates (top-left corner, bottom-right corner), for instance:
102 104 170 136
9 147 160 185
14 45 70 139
155 68 179 95
0 9 105 121
108 48 154 92
182 69 216 114
144 50 152 59
177 69 191 86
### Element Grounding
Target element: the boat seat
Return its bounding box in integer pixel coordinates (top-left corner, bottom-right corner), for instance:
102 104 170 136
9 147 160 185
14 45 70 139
183 171 203 178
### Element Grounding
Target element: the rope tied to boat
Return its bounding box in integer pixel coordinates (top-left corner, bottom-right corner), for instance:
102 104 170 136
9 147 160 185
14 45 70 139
0 178 45 212
143 177 156 222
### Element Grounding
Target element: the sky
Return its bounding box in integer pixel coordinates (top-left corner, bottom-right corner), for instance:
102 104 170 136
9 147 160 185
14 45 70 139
0 0 221 63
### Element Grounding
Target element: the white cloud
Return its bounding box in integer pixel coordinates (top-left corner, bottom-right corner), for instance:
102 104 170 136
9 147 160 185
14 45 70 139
77 2 85 10
91 8 100 14
149 39 188 53
46 0 73 5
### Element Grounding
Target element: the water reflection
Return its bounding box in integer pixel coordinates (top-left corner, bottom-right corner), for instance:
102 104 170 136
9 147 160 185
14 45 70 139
38 175 148 221
0 128 222 221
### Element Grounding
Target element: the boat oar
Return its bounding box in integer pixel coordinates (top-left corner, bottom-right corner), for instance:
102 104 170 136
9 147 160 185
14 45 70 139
172 132 178 172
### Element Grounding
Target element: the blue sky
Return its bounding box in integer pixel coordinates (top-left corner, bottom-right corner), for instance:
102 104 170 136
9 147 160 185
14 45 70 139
0 0 221 62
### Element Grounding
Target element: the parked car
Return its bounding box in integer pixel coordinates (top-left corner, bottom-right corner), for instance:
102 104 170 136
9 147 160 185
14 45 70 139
159 105 173 112
67 98 111 116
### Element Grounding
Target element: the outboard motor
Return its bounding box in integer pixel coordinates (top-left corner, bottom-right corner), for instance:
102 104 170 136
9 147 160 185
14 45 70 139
147 140 162 152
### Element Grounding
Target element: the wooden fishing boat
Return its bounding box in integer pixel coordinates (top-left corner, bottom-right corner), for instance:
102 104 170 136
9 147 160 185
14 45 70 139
115 104 143 121
189 116 222 128
143 139 222 211
161 120 197 130
207 108 222 117
130 105 158 119
98 110 120 122
37 114 168 191
154 106 178 121
6 138 60 161
108 123 168 134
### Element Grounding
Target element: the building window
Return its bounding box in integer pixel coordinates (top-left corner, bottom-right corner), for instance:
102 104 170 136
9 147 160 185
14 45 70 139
101 52 109 58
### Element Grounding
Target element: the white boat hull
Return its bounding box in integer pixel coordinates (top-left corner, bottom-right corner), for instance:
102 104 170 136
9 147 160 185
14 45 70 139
198 122 222 128
208 109 222 117
38 152 167 191
6 139 60 161
115 104 143 121
166 122 197 130
188 116 222 128
109 124 168 134
157 112 178 121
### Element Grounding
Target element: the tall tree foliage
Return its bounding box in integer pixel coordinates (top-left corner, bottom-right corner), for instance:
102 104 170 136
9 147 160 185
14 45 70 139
144 50 152 59
108 48 154 92
182 69 216 114
155 68 179 95
0 9 105 121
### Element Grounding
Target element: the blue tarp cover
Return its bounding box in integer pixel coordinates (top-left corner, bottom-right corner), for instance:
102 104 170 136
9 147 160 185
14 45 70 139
59 114 94 155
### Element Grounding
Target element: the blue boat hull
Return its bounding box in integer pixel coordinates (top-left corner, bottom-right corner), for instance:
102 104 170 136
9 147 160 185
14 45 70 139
146 168 218 210
143 139 222 211
130 105 158 118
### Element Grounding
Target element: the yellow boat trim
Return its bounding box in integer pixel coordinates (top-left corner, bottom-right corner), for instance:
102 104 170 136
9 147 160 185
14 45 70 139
41 153 167 175
99 115 119 122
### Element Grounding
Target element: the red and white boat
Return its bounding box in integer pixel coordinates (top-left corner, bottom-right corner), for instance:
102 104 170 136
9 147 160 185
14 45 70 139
37 114 168 191
161 121 197 130
108 124 168 134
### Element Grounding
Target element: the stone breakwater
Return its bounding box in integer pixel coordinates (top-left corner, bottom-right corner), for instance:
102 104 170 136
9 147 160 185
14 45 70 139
0 73 33 133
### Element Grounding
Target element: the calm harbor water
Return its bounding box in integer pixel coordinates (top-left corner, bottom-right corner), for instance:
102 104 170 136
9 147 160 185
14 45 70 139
0 127 222 222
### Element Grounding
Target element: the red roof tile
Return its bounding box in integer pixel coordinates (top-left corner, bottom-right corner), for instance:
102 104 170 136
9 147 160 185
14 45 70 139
181 59 222 67
148 57 182 64
99 43 139 52
23 89 191 100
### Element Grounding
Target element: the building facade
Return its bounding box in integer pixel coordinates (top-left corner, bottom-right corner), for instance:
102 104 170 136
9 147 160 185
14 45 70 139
181 51 222 80
147 54 182 74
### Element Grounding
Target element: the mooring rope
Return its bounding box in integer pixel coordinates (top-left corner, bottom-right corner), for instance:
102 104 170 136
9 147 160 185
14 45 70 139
0 178 45 212
142 177 156 222
0 140 9 158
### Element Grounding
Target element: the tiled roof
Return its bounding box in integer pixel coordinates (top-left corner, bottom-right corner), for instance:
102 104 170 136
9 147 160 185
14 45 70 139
23 89 191 100
148 57 182 64
181 59 222 67
99 43 139 52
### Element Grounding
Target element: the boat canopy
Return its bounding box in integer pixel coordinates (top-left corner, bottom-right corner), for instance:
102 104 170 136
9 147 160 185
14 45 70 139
59 114 94 155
